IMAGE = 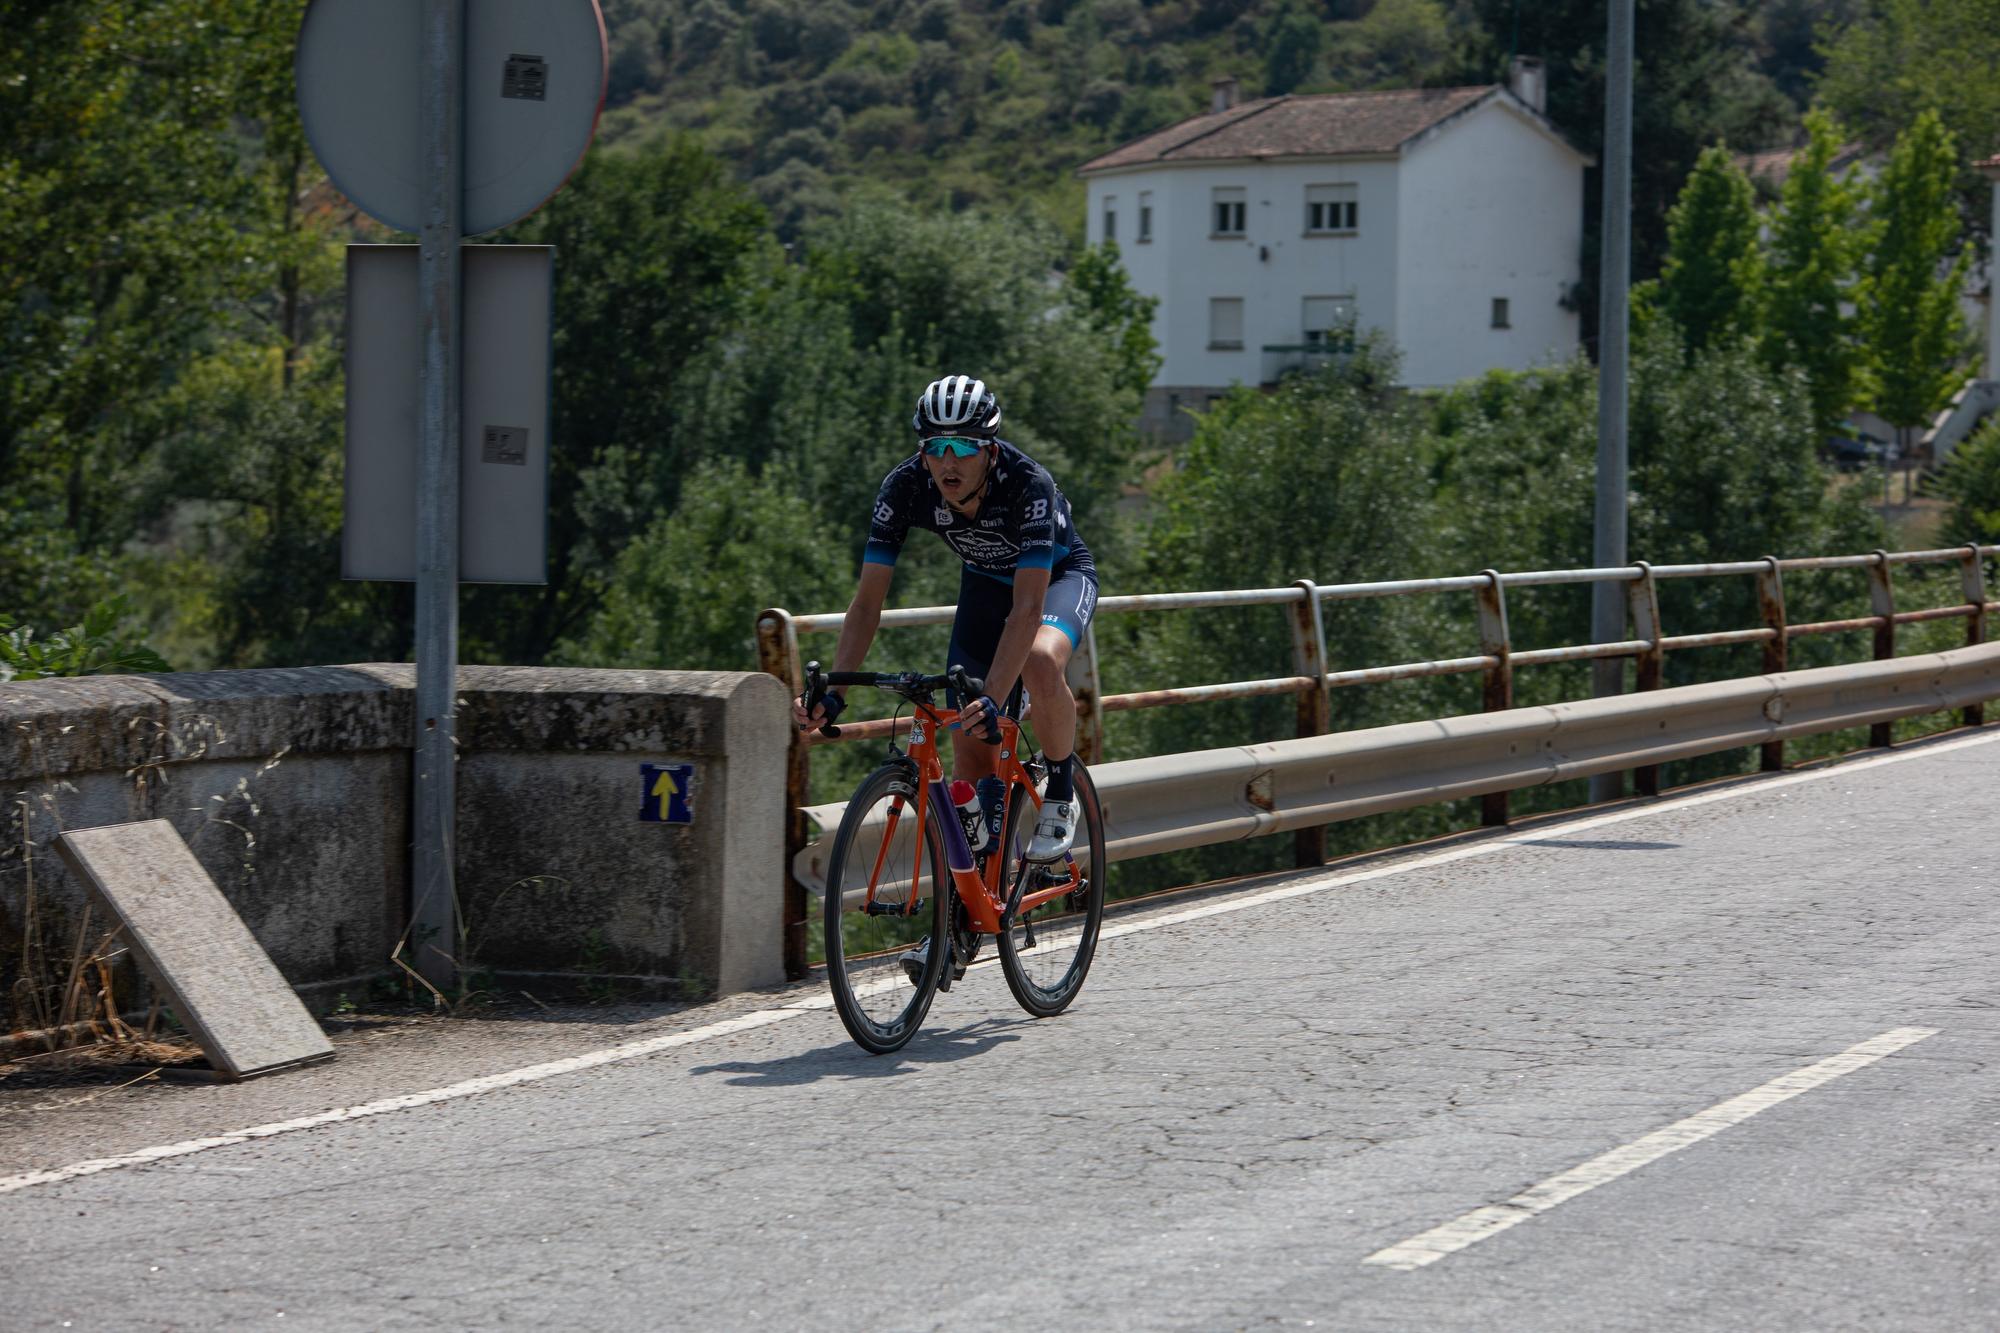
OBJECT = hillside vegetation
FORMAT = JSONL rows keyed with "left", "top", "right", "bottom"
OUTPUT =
{"left": 595, "top": 0, "right": 1827, "bottom": 253}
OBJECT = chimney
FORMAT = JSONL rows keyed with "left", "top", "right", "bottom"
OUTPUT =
{"left": 1507, "top": 55, "right": 1546, "bottom": 115}
{"left": 1211, "top": 76, "right": 1240, "bottom": 114}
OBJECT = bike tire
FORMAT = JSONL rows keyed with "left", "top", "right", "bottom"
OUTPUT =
{"left": 997, "top": 760, "right": 1106, "bottom": 1018}
{"left": 824, "top": 763, "right": 951, "bottom": 1054}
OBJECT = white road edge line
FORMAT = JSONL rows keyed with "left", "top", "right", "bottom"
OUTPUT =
{"left": 0, "top": 1008, "right": 802, "bottom": 1197}
{"left": 1362, "top": 1025, "right": 1940, "bottom": 1272}
{"left": 2, "top": 727, "right": 1991, "bottom": 1197}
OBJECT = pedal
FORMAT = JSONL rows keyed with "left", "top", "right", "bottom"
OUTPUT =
{"left": 865, "top": 897, "right": 924, "bottom": 917}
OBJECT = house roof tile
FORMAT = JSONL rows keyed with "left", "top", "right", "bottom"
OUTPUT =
{"left": 1078, "top": 85, "right": 1505, "bottom": 173}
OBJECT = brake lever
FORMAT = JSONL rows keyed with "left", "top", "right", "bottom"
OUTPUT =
{"left": 802, "top": 661, "right": 842, "bottom": 737}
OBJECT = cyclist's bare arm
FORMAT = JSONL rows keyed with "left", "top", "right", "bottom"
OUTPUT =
{"left": 793, "top": 563, "right": 894, "bottom": 729}
{"left": 961, "top": 565, "right": 1051, "bottom": 734}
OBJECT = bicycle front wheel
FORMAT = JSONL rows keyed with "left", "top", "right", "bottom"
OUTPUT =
{"left": 997, "top": 760, "right": 1107, "bottom": 1018}
{"left": 824, "top": 763, "right": 950, "bottom": 1054}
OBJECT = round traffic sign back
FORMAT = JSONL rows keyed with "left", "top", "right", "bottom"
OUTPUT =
{"left": 296, "top": 0, "right": 607, "bottom": 237}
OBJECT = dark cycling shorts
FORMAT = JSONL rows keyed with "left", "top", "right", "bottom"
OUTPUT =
{"left": 944, "top": 565, "right": 1099, "bottom": 711}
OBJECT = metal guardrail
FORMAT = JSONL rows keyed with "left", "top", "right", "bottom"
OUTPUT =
{"left": 791, "top": 641, "right": 2000, "bottom": 896}
{"left": 757, "top": 544, "right": 1999, "bottom": 977}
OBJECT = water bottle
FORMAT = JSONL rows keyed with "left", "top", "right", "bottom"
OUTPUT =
{"left": 950, "top": 779, "right": 990, "bottom": 854}
{"left": 976, "top": 775, "right": 1007, "bottom": 849}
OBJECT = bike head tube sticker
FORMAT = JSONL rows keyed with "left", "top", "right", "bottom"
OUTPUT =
{"left": 639, "top": 762, "right": 695, "bottom": 824}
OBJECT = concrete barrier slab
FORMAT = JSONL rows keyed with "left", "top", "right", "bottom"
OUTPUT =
{"left": 53, "top": 821, "right": 335, "bottom": 1080}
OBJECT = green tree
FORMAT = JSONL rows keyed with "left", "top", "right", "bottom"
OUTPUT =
{"left": 463, "top": 139, "right": 772, "bottom": 664}
{"left": 556, "top": 458, "right": 855, "bottom": 670}
{"left": 0, "top": 0, "right": 285, "bottom": 625}
{"left": 1645, "top": 145, "right": 1764, "bottom": 355}
{"left": 1331, "top": 0, "right": 1454, "bottom": 90}
{"left": 1760, "top": 108, "right": 1864, "bottom": 435}
{"left": 1861, "top": 110, "right": 1974, "bottom": 464}
{"left": 678, "top": 196, "right": 1150, "bottom": 545}
{"left": 1263, "top": 0, "right": 1326, "bottom": 95}
{"left": 1063, "top": 242, "right": 1162, "bottom": 401}
{"left": 1818, "top": 0, "right": 2000, "bottom": 231}
{"left": 1628, "top": 325, "right": 1878, "bottom": 578}
{"left": 1937, "top": 421, "right": 2000, "bottom": 544}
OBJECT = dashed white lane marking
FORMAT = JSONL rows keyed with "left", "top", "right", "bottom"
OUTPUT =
{"left": 1, "top": 728, "right": 1990, "bottom": 1198}
{"left": 1362, "top": 1026, "right": 1941, "bottom": 1271}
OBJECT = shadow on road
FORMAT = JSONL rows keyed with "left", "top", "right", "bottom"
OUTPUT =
{"left": 689, "top": 1017, "right": 1030, "bottom": 1086}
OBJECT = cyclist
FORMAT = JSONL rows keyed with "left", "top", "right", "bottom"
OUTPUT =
{"left": 792, "top": 373, "right": 1099, "bottom": 866}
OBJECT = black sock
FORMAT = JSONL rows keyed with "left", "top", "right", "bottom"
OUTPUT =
{"left": 1044, "top": 753, "right": 1074, "bottom": 803}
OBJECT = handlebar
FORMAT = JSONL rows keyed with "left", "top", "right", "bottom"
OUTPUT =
{"left": 800, "top": 661, "right": 986, "bottom": 740}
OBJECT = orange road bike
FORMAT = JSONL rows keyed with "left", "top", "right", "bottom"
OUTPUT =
{"left": 803, "top": 663, "right": 1106, "bottom": 1054}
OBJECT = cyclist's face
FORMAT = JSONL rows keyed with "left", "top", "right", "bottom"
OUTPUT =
{"left": 924, "top": 441, "right": 990, "bottom": 503}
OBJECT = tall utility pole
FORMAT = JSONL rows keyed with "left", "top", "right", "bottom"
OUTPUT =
{"left": 413, "top": 0, "right": 464, "bottom": 988}
{"left": 1589, "top": 0, "right": 1634, "bottom": 806}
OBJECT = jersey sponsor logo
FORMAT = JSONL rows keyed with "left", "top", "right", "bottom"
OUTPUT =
{"left": 946, "top": 530, "right": 1016, "bottom": 562}
{"left": 1025, "top": 498, "right": 1048, "bottom": 522}
{"left": 874, "top": 500, "right": 894, "bottom": 524}
{"left": 934, "top": 506, "right": 953, "bottom": 526}
{"left": 979, "top": 515, "right": 1005, "bottom": 528}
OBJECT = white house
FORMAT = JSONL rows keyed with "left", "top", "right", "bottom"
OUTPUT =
{"left": 1079, "top": 65, "right": 1589, "bottom": 437}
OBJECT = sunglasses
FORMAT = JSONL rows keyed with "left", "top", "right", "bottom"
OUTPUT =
{"left": 921, "top": 436, "right": 985, "bottom": 458}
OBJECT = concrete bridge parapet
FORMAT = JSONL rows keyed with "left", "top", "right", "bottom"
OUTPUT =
{"left": 1, "top": 665, "right": 789, "bottom": 1030}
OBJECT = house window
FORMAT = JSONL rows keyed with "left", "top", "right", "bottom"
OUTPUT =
{"left": 1103, "top": 196, "right": 1116, "bottom": 243}
{"left": 1212, "top": 187, "right": 1246, "bottom": 237}
{"left": 1491, "top": 297, "right": 1511, "bottom": 329}
{"left": 1138, "top": 191, "right": 1153, "bottom": 243}
{"left": 1302, "top": 295, "right": 1356, "bottom": 351}
{"left": 1208, "top": 297, "right": 1244, "bottom": 349}
{"left": 1305, "top": 184, "right": 1359, "bottom": 234}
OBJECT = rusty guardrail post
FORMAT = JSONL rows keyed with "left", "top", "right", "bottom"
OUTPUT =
{"left": 1867, "top": 549, "right": 1895, "bottom": 748}
{"left": 1963, "top": 543, "right": 1989, "bottom": 728}
{"left": 1068, "top": 620, "right": 1106, "bottom": 765}
{"left": 1289, "top": 579, "right": 1331, "bottom": 865}
{"left": 1628, "top": 561, "right": 1664, "bottom": 797}
{"left": 1756, "top": 556, "right": 1787, "bottom": 771}
{"left": 1475, "top": 569, "right": 1512, "bottom": 826}
{"left": 755, "top": 608, "right": 810, "bottom": 979}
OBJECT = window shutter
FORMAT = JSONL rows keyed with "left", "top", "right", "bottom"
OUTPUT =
{"left": 1209, "top": 297, "right": 1244, "bottom": 347}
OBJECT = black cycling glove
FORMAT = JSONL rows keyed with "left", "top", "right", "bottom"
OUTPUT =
{"left": 805, "top": 689, "right": 846, "bottom": 730}
{"left": 966, "top": 693, "right": 1003, "bottom": 744}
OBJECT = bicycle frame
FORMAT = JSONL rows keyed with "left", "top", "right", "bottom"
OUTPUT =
{"left": 865, "top": 702, "right": 1084, "bottom": 935}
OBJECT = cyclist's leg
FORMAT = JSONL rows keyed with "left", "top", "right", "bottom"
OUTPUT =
{"left": 1022, "top": 566, "right": 1097, "bottom": 761}
{"left": 1022, "top": 567, "right": 1098, "bottom": 860}
{"left": 943, "top": 566, "right": 1017, "bottom": 784}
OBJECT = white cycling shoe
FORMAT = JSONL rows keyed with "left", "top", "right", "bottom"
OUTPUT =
{"left": 1025, "top": 800, "right": 1078, "bottom": 863}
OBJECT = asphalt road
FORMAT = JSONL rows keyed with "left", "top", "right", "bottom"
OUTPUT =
{"left": 3, "top": 730, "right": 1997, "bottom": 1330}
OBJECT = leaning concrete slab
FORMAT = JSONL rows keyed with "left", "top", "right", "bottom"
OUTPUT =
{"left": 53, "top": 821, "right": 334, "bottom": 1080}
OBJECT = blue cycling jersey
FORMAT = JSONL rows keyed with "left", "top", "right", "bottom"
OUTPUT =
{"left": 863, "top": 439, "right": 1095, "bottom": 584}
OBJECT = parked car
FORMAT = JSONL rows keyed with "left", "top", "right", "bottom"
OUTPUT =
{"left": 1824, "top": 436, "right": 1894, "bottom": 472}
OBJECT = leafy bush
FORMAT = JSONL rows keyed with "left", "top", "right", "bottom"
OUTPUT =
{"left": 0, "top": 597, "right": 171, "bottom": 682}
{"left": 1939, "top": 420, "right": 2000, "bottom": 544}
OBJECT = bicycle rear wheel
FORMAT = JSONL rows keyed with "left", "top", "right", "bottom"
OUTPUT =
{"left": 824, "top": 763, "right": 950, "bottom": 1054}
{"left": 997, "top": 760, "right": 1106, "bottom": 1018}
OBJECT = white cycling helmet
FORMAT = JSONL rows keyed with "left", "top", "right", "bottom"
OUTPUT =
{"left": 913, "top": 374, "right": 1002, "bottom": 438}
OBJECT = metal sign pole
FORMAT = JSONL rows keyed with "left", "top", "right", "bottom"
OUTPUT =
{"left": 1589, "top": 0, "right": 1634, "bottom": 805}
{"left": 413, "top": 0, "right": 464, "bottom": 989}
